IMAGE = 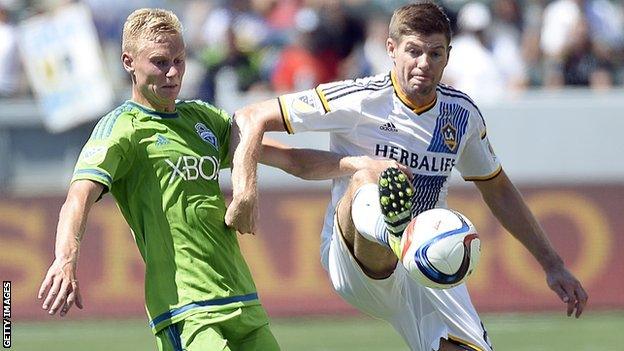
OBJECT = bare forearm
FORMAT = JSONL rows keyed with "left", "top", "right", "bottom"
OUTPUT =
{"left": 54, "top": 181, "right": 102, "bottom": 260}
{"left": 297, "top": 153, "right": 361, "bottom": 180}
{"left": 478, "top": 172, "right": 563, "bottom": 270}
{"left": 477, "top": 172, "right": 587, "bottom": 317}
{"left": 261, "top": 143, "right": 366, "bottom": 180}
{"left": 231, "top": 100, "right": 286, "bottom": 197}
{"left": 55, "top": 200, "right": 88, "bottom": 259}
{"left": 230, "top": 117, "right": 263, "bottom": 199}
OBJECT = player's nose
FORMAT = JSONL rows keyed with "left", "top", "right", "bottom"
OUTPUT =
{"left": 417, "top": 55, "right": 431, "bottom": 70}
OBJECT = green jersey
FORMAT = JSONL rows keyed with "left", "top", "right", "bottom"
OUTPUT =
{"left": 72, "top": 100, "right": 261, "bottom": 333}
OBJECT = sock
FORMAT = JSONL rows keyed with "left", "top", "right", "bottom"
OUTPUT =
{"left": 351, "top": 184, "right": 390, "bottom": 248}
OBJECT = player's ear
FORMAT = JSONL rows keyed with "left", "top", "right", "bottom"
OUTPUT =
{"left": 386, "top": 38, "right": 396, "bottom": 59}
{"left": 121, "top": 52, "right": 134, "bottom": 74}
{"left": 445, "top": 45, "right": 452, "bottom": 67}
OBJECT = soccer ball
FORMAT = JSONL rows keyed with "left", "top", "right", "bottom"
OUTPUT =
{"left": 399, "top": 208, "right": 480, "bottom": 289}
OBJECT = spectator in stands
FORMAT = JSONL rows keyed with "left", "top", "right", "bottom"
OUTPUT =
{"left": 489, "top": 0, "right": 529, "bottom": 90}
{"left": 540, "top": 0, "right": 623, "bottom": 88}
{"left": 271, "top": 7, "right": 330, "bottom": 92}
{"left": 442, "top": 1, "right": 506, "bottom": 103}
{"left": 561, "top": 15, "right": 614, "bottom": 88}
{"left": 195, "top": 0, "right": 269, "bottom": 105}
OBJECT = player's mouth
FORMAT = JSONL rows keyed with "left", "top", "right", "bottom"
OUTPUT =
{"left": 162, "top": 84, "right": 179, "bottom": 90}
{"left": 411, "top": 75, "right": 431, "bottom": 82}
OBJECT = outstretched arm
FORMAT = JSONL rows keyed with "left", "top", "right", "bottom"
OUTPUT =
{"left": 260, "top": 137, "right": 410, "bottom": 180}
{"left": 474, "top": 169, "right": 588, "bottom": 318}
{"left": 226, "top": 99, "right": 286, "bottom": 234}
{"left": 38, "top": 180, "right": 104, "bottom": 316}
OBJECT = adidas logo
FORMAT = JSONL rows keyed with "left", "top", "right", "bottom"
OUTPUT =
{"left": 155, "top": 134, "right": 170, "bottom": 146}
{"left": 380, "top": 122, "right": 398, "bottom": 132}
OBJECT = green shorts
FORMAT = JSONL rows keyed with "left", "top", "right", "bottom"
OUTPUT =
{"left": 155, "top": 306, "right": 280, "bottom": 351}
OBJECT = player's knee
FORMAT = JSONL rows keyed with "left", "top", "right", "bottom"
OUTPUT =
{"left": 349, "top": 169, "right": 378, "bottom": 190}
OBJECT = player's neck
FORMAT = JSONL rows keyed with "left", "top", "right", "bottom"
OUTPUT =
{"left": 390, "top": 70, "right": 437, "bottom": 113}
{"left": 131, "top": 91, "right": 176, "bottom": 113}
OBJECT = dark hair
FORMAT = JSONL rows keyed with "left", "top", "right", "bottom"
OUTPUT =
{"left": 389, "top": 1, "right": 452, "bottom": 45}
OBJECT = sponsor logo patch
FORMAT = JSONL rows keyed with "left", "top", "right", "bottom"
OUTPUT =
{"left": 80, "top": 146, "right": 107, "bottom": 165}
{"left": 291, "top": 93, "right": 321, "bottom": 114}
{"left": 155, "top": 134, "right": 170, "bottom": 146}
{"left": 195, "top": 123, "right": 218, "bottom": 150}
{"left": 441, "top": 122, "right": 457, "bottom": 151}
{"left": 380, "top": 122, "right": 398, "bottom": 132}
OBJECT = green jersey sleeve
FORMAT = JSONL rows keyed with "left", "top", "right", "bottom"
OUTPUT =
{"left": 72, "top": 108, "right": 135, "bottom": 191}
{"left": 216, "top": 108, "right": 232, "bottom": 169}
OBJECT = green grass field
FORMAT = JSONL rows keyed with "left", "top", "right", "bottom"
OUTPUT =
{"left": 12, "top": 312, "right": 623, "bottom": 350}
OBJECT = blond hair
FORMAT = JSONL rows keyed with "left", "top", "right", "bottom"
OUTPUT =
{"left": 122, "top": 8, "right": 183, "bottom": 54}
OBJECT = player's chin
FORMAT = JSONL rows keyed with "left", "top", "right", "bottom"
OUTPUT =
{"left": 159, "top": 87, "right": 180, "bottom": 99}
{"left": 409, "top": 84, "right": 433, "bottom": 96}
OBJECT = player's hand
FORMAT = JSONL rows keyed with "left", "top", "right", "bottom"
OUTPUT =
{"left": 226, "top": 194, "right": 259, "bottom": 235}
{"left": 38, "top": 257, "right": 84, "bottom": 317}
{"left": 545, "top": 265, "right": 588, "bottom": 318}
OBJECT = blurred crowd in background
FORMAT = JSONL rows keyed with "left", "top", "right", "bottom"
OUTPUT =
{"left": 1, "top": 0, "right": 623, "bottom": 107}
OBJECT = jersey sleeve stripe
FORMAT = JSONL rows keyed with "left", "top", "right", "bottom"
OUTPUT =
{"left": 322, "top": 74, "right": 391, "bottom": 101}
{"left": 315, "top": 86, "right": 331, "bottom": 113}
{"left": 447, "top": 334, "right": 487, "bottom": 351}
{"left": 463, "top": 165, "right": 502, "bottom": 182}
{"left": 277, "top": 96, "right": 294, "bottom": 134}
{"left": 72, "top": 169, "right": 113, "bottom": 188}
{"left": 323, "top": 78, "right": 390, "bottom": 98}
{"left": 93, "top": 115, "right": 110, "bottom": 140}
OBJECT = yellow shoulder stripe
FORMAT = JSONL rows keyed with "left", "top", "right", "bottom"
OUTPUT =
{"left": 277, "top": 96, "right": 294, "bottom": 134}
{"left": 463, "top": 165, "right": 502, "bottom": 181}
{"left": 448, "top": 335, "right": 485, "bottom": 351}
{"left": 315, "top": 87, "right": 331, "bottom": 113}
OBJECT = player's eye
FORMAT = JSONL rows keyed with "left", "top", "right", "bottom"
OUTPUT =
{"left": 407, "top": 48, "right": 421, "bottom": 57}
{"left": 153, "top": 59, "right": 168, "bottom": 67}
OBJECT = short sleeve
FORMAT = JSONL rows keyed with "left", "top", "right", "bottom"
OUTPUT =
{"left": 455, "top": 113, "right": 501, "bottom": 181}
{"left": 278, "top": 85, "right": 362, "bottom": 134}
{"left": 72, "top": 112, "right": 135, "bottom": 191}
{"left": 216, "top": 108, "right": 232, "bottom": 168}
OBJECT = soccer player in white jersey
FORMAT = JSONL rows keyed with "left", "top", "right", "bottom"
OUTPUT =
{"left": 226, "top": 2, "right": 588, "bottom": 350}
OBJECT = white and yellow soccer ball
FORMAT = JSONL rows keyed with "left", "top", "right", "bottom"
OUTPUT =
{"left": 399, "top": 208, "right": 481, "bottom": 289}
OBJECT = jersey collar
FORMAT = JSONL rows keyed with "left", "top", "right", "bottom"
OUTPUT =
{"left": 390, "top": 70, "right": 437, "bottom": 115}
{"left": 126, "top": 100, "right": 179, "bottom": 119}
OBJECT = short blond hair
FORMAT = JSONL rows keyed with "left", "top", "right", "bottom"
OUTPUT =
{"left": 122, "top": 8, "right": 183, "bottom": 54}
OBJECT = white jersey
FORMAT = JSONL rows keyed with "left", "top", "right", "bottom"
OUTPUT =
{"left": 278, "top": 72, "right": 501, "bottom": 268}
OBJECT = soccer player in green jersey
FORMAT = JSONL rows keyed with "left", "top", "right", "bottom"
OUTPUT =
{"left": 36, "top": 8, "right": 405, "bottom": 351}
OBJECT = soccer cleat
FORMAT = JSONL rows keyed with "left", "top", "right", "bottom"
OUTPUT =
{"left": 378, "top": 167, "right": 414, "bottom": 258}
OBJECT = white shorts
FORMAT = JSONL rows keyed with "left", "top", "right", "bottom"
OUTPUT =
{"left": 324, "top": 215, "right": 493, "bottom": 351}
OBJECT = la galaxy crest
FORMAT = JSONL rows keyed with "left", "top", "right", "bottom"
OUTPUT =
{"left": 195, "top": 123, "right": 218, "bottom": 150}
{"left": 441, "top": 122, "right": 457, "bottom": 152}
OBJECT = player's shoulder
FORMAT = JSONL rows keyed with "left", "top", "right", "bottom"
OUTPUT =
{"left": 176, "top": 99, "right": 230, "bottom": 119}
{"left": 176, "top": 99, "right": 218, "bottom": 112}
{"left": 436, "top": 84, "right": 484, "bottom": 121}
{"left": 91, "top": 102, "right": 141, "bottom": 140}
{"left": 319, "top": 72, "right": 393, "bottom": 107}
